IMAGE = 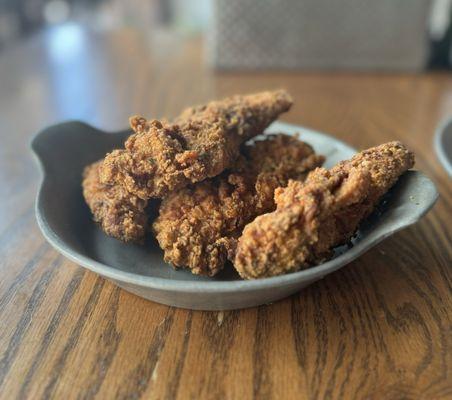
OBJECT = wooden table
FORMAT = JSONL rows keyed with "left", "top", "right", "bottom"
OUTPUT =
{"left": 0, "top": 25, "right": 451, "bottom": 400}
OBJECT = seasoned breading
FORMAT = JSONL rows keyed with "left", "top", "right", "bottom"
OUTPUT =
{"left": 82, "top": 161, "right": 148, "bottom": 242}
{"left": 83, "top": 90, "right": 291, "bottom": 242}
{"left": 234, "top": 141, "right": 415, "bottom": 279}
{"left": 153, "top": 134, "right": 324, "bottom": 276}
{"left": 99, "top": 90, "right": 293, "bottom": 199}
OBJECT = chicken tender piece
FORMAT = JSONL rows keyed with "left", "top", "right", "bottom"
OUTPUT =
{"left": 234, "top": 141, "right": 415, "bottom": 279}
{"left": 83, "top": 90, "right": 291, "bottom": 241}
{"left": 153, "top": 134, "right": 325, "bottom": 276}
{"left": 100, "top": 90, "right": 293, "bottom": 199}
{"left": 83, "top": 161, "right": 148, "bottom": 242}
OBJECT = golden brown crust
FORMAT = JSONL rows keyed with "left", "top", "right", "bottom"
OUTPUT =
{"left": 99, "top": 91, "right": 293, "bottom": 199}
{"left": 153, "top": 134, "right": 324, "bottom": 276}
{"left": 82, "top": 161, "right": 148, "bottom": 242}
{"left": 234, "top": 141, "right": 415, "bottom": 279}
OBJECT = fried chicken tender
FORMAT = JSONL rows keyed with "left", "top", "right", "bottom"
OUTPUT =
{"left": 100, "top": 90, "right": 293, "bottom": 199}
{"left": 83, "top": 90, "right": 291, "bottom": 242}
{"left": 234, "top": 141, "right": 415, "bottom": 279}
{"left": 82, "top": 161, "right": 148, "bottom": 242}
{"left": 153, "top": 134, "right": 325, "bottom": 276}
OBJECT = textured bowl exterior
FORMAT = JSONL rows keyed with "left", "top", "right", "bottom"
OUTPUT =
{"left": 32, "top": 121, "right": 438, "bottom": 310}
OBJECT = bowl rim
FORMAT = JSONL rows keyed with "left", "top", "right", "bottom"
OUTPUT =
{"left": 32, "top": 121, "right": 438, "bottom": 293}
{"left": 434, "top": 116, "right": 452, "bottom": 177}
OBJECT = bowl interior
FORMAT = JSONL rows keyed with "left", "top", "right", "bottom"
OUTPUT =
{"left": 33, "top": 121, "right": 437, "bottom": 285}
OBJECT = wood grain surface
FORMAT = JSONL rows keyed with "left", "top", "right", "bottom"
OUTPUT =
{"left": 0, "top": 25, "right": 451, "bottom": 400}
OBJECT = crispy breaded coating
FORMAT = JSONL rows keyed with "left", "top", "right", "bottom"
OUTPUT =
{"left": 99, "top": 90, "right": 293, "bottom": 199}
{"left": 82, "top": 161, "right": 148, "bottom": 242}
{"left": 234, "top": 141, "right": 415, "bottom": 279}
{"left": 153, "top": 134, "right": 325, "bottom": 276}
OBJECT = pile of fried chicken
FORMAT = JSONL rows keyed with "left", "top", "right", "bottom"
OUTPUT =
{"left": 82, "top": 90, "right": 415, "bottom": 279}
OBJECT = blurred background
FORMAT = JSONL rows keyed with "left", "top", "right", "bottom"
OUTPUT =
{"left": 1, "top": 0, "right": 452, "bottom": 139}
{"left": 1, "top": 0, "right": 452, "bottom": 69}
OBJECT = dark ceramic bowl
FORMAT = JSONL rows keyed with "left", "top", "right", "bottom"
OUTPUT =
{"left": 32, "top": 121, "right": 438, "bottom": 310}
